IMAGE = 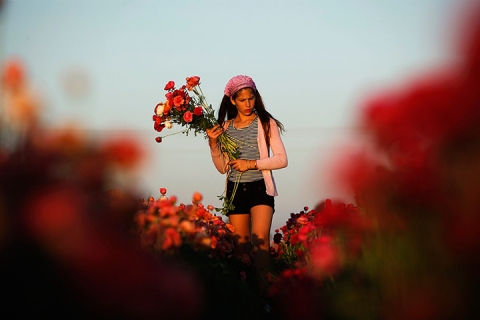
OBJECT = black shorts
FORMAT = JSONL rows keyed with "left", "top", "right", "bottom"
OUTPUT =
{"left": 226, "top": 179, "right": 275, "bottom": 215}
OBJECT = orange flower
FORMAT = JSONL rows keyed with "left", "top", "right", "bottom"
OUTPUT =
{"left": 173, "top": 95, "right": 184, "bottom": 107}
{"left": 225, "top": 223, "right": 235, "bottom": 233}
{"left": 186, "top": 76, "right": 200, "bottom": 91}
{"left": 135, "top": 213, "right": 146, "bottom": 227}
{"left": 194, "top": 233, "right": 211, "bottom": 248}
{"left": 210, "top": 236, "right": 218, "bottom": 249}
{"left": 1, "top": 58, "right": 25, "bottom": 90}
{"left": 161, "top": 227, "right": 182, "bottom": 250}
{"left": 179, "top": 220, "right": 196, "bottom": 234}
{"left": 192, "top": 192, "right": 202, "bottom": 203}
{"left": 163, "top": 100, "right": 172, "bottom": 114}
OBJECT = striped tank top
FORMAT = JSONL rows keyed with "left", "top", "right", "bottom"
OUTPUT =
{"left": 226, "top": 116, "right": 263, "bottom": 182}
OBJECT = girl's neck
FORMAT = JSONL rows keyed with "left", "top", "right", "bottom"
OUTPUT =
{"left": 234, "top": 114, "right": 257, "bottom": 128}
{"left": 235, "top": 113, "right": 256, "bottom": 122}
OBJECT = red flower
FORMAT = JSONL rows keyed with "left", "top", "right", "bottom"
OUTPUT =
{"left": 102, "top": 138, "right": 143, "bottom": 168}
{"left": 310, "top": 235, "right": 340, "bottom": 277}
{"left": 183, "top": 111, "right": 193, "bottom": 123}
{"left": 193, "top": 106, "right": 203, "bottom": 116}
{"left": 160, "top": 188, "right": 167, "bottom": 195}
{"left": 155, "top": 137, "right": 162, "bottom": 143}
{"left": 153, "top": 120, "right": 164, "bottom": 132}
{"left": 164, "top": 81, "right": 175, "bottom": 91}
{"left": 186, "top": 76, "right": 200, "bottom": 91}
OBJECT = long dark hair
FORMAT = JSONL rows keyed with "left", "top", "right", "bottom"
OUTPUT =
{"left": 217, "top": 88, "right": 285, "bottom": 149}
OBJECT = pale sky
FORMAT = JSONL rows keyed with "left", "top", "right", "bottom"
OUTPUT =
{"left": 0, "top": 0, "right": 460, "bottom": 230}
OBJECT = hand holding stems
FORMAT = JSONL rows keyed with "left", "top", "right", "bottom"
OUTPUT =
{"left": 207, "top": 125, "right": 256, "bottom": 172}
{"left": 206, "top": 124, "right": 240, "bottom": 160}
{"left": 206, "top": 124, "right": 223, "bottom": 147}
{"left": 227, "top": 159, "right": 256, "bottom": 172}
{"left": 206, "top": 124, "right": 248, "bottom": 215}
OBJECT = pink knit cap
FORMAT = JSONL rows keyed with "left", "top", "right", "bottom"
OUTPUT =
{"left": 223, "top": 75, "right": 256, "bottom": 97}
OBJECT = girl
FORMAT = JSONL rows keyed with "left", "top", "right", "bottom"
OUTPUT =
{"left": 206, "top": 75, "right": 287, "bottom": 294}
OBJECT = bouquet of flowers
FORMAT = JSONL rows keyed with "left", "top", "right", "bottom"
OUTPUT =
{"left": 153, "top": 76, "right": 239, "bottom": 159}
{"left": 152, "top": 76, "right": 240, "bottom": 214}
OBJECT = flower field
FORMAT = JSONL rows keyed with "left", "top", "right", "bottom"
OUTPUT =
{"left": 2, "top": 6, "right": 480, "bottom": 320}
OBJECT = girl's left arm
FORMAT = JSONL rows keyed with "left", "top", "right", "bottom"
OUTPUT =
{"left": 256, "top": 119, "right": 288, "bottom": 170}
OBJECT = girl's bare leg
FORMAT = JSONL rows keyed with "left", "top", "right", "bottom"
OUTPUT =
{"left": 250, "top": 205, "right": 273, "bottom": 295}
{"left": 228, "top": 213, "right": 251, "bottom": 258}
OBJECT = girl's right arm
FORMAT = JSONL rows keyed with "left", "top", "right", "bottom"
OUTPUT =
{"left": 207, "top": 125, "right": 229, "bottom": 173}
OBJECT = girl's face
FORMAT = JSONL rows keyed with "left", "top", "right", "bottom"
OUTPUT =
{"left": 231, "top": 88, "right": 256, "bottom": 117}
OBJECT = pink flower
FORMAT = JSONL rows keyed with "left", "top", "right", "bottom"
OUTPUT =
{"left": 297, "top": 215, "right": 309, "bottom": 224}
{"left": 183, "top": 111, "right": 193, "bottom": 123}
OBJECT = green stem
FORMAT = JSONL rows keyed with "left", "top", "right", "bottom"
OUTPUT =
{"left": 220, "top": 171, "right": 243, "bottom": 215}
{"left": 160, "top": 128, "right": 188, "bottom": 138}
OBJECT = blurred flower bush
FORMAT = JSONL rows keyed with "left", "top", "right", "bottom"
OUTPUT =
{"left": 259, "top": 5, "right": 480, "bottom": 320}
{"left": 134, "top": 190, "right": 267, "bottom": 318}
{"left": 0, "top": 59, "right": 267, "bottom": 319}
{"left": 0, "top": 125, "right": 204, "bottom": 318}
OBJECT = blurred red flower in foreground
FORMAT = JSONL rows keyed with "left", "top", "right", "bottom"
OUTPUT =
{"left": 1, "top": 58, "right": 25, "bottom": 90}
{"left": 331, "top": 4, "right": 480, "bottom": 319}
{"left": 0, "top": 105, "right": 203, "bottom": 319}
